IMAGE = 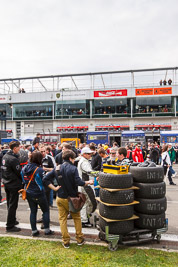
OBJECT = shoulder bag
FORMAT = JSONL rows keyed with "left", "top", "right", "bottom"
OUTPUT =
{"left": 18, "top": 167, "right": 39, "bottom": 200}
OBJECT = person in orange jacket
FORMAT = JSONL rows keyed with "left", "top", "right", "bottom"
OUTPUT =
{"left": 132, "top": 144, "right": 144, "bottom": 162}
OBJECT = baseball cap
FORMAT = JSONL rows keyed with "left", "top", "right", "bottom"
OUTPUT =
{"left": 81, "top": 147, "right": 93, "bottom": 155}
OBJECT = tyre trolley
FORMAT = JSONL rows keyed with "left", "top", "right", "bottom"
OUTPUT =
{"left": 96, "top": 163, "right": 168, "bottom": 251}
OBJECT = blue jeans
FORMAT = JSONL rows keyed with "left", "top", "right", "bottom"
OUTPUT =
{"left": 169, "top": 165, "right": 175, "bottom": 175}
{"left": 27, "top": 192, "right": 49, "bottom": 231}
{"left": 49, "top": 189, "right": 53, "bottom": 206}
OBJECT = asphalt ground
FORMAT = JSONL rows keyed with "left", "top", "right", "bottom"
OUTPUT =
{"left": 0, "top": 167, "right": 178, "bottom": 251}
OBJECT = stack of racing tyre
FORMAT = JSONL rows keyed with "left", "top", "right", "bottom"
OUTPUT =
{"left": 98, "top": 171, "right": 138, "bottom": 235}
{"left": 130, "top": 163, "right": 167, "bottom": 230}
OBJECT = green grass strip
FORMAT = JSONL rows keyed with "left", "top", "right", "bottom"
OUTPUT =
{"left": 0, "top": 237, "right": 178, "bottom": 267}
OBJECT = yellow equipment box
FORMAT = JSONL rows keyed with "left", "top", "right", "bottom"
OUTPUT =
{"left": 103, "top": 164, "right": 129, "bottom": 175}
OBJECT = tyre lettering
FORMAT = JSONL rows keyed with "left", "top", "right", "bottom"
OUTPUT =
{"left": 146, "top": 171, "right": 163, "bottom": 180}
{"left": 125, "top": 192, "right": 134, "bottom": 200}
{"left": 147, "top": 203, "right": 162, "bottom": 211}
{"left": 143, "top": 218, "right": 156, "bottom": 227}
{"left": 151, "top": 187, "right": 165, "bottom": 195}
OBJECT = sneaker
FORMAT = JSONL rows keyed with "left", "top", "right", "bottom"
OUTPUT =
{"left": 32, "top": 230, "right": 40, "bottom": 237}
{"left": 172, "top": 172, "right": 177, "bottom": 178}
{"left": 82, "top": 222, "right": 93, "bottom": 228}
{"left": 170, "top": 182, "right": 176, "bottom": 185}
{"left": 45, "top": 230, "right": 54, "bottom": 235}
{"left": 77, "top": 239, "right": 85, "bottom": 246}
{"left": 62, "top": 243, "right": 70, "bottom": 249}
{"left": 6, "top": 226, "right": 21, "bottom": 232}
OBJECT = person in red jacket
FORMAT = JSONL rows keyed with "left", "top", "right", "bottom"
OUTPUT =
{"left": 132, "top": 144, "right": 144, "bottom": 162}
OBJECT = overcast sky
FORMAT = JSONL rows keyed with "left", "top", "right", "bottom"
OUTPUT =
{"left": 0, "top": 0, "right": 178, "bottom": 78}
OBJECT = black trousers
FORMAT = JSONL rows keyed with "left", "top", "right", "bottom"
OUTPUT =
{"left": 4, "top": 185, "right": 21, "bottom": 229}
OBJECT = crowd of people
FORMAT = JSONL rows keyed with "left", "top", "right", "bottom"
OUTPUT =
{"left": 0, "top": 134, "right": 177, "bottom": 248}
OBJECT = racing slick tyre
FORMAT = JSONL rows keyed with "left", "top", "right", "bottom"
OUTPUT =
{"left": 100, "top": 188, "right": 134, "bottom": 204}
{"left": 84, "top": 186, "right": 97, "bottom": 213}
{"left": 135, "top": 212, "right": 165, "bottom": 230}
{"left": 134, "top": 182, "right": 166, "bottom": 199}
{"left": 134, "top": 197, "right": 167, "bottom": 215}
{"left": 99, "top": 216, "right": 134, "bottom": 235}
{"left": 99, "top": 203, "right": 134, "bottom": 220}
{"left": 99, "top": 172, "right": 133, "bottom": 189}
{"left": 130, "top": 166, "right": 164, "bottom": 183}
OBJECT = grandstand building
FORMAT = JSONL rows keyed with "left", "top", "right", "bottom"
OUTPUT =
{"left": 0, "top": 67, "right": 178, "bottom": 145}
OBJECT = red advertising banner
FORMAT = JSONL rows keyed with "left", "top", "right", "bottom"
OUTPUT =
{"left": 94, "top": 89, "right": 127, "bottom": 97}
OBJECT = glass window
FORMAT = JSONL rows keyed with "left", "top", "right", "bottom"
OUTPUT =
{"left": 13, "top": 102, "right": 53, "bottom": 118}
{"left": 94, "top": 98, "right": 130, "bottom": 114}
{"left": 134, "top": 96, "right": 173, "bottom": 113}
{"left": 56, "top": 100, "right": 89, "bottom": 116}
{"left": 0, "top": 104, "right": 12, "bottom": 118}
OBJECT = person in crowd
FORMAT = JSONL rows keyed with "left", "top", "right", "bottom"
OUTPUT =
{"left": 163, "top": 105, "right": 168, "bottom": 112}
{"left": 116, "top": 147, "right": 130, "bottom": 165}
{"left": 2, "top": 144, "right": 9, "bottom": 156}
{"left": 174, "top": 143, "right": 178, "bottom": 163}
{"left": 32, "top": 133, "right": 41, "bottom": 146}
{"left": 38, "top": 146, "right": 55, "bottom": 227}
{"left": 21, "top": 88, "right": 26, "bottom": 93}
{"left": 142, "top": 145, "right": 148, "bottom": 161}
{"left": 168, "top": 79, "right": 172, "bottom": 85}
{"left": 107, "top": 147, "right": 118, "bottom": 164}
{"left": 51, "top": 144, "right": 57, "bottom": 157}
{"left": 161, "top": 145, "right": 176, "bottom": 185}
{"left": 98, "top": 147, "right": 110, "bottom": 165}
{"left": 97, "top": 143, "right": 103, "bottom": 149}
{"left": 55, "top": 143, "right": 72, "bottom": 165}
{"left": 25, "top": 144, "right": 32, "bottom": 152}
{"left": 56, "top": 143, "right": 62, "bottom": 156}
{"left": 78, "top": 147, "right": 98, "bottom": 228}
{"left": 168, "top": 143, "right": 177, "bottom": 177}
{"left": 2, "top": 141, "right": 22, "bottom": 232}
{"left": 78, "top": 143, "right": 84, "bottom": 154}
{"left": 163, "top": 80, "right": 167, "bottom": 85}
{"left": 126, "top": 145, "right": 133, "bottom": 161}
{"left": 132, "top": 144, "right": 144, "bottom": 162}
{"left": 44, "top": 150, "right": 93, "bottom": 248}
{"left": 150, "top": 143, "right": 159, "bottom": 164}
{"left": 30, "top": 141, "right": 39, "bottom": 152}
{"left": 45, "top": 146, "right": 56, "bottom": 207}
{"left": 104, "top": 144, "right": 110, "bottom": 154}
{"left": 159, "top": 80, "right": 163, "bottom": 86}
{"left": 0, "top": 146, "right": 3, "bottom": 203}
{"left": 21, "top": 151, "right": 58, "bottom": 236}
{"left": 112, "top": 142, "right": 118, "bottom": 149}
{"left": 90, "top": 144, "right": 102, "bottom": 197}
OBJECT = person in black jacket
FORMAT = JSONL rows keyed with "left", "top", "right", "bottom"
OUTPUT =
{"left": 90, "top": 144, "right": 102, "bottom": 197}
{"left": 0, "top": 146, "right": 3, "bottom": 202}
{"left": 55, "top": 143, "right": 72, "bottom": 165}
{"left": 32, "top": 133, "right": 41, "bottom": 146}
{"left": 2, "top": 141, "right": 22, "bottom": 232}
{"left": 44, "top": 150, "right": 93, "bottom": 248}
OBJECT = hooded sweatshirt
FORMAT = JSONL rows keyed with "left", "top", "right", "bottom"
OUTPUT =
{"left": 21, "top": 163, "right": 45, "bottom": 197}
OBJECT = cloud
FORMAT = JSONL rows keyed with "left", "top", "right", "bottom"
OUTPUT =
{"left": 0, "top": 0, "right": 177, "bottom": 78}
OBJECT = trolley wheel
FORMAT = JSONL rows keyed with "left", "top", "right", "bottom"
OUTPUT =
{"left": 156, "top": 235, "right": 161, "bottom": 243}
{"left": 99, "top": 231, "right": 105, "bottom": 241}
{"left": 108, "top": 242, "right": 118, "bottom": 252}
